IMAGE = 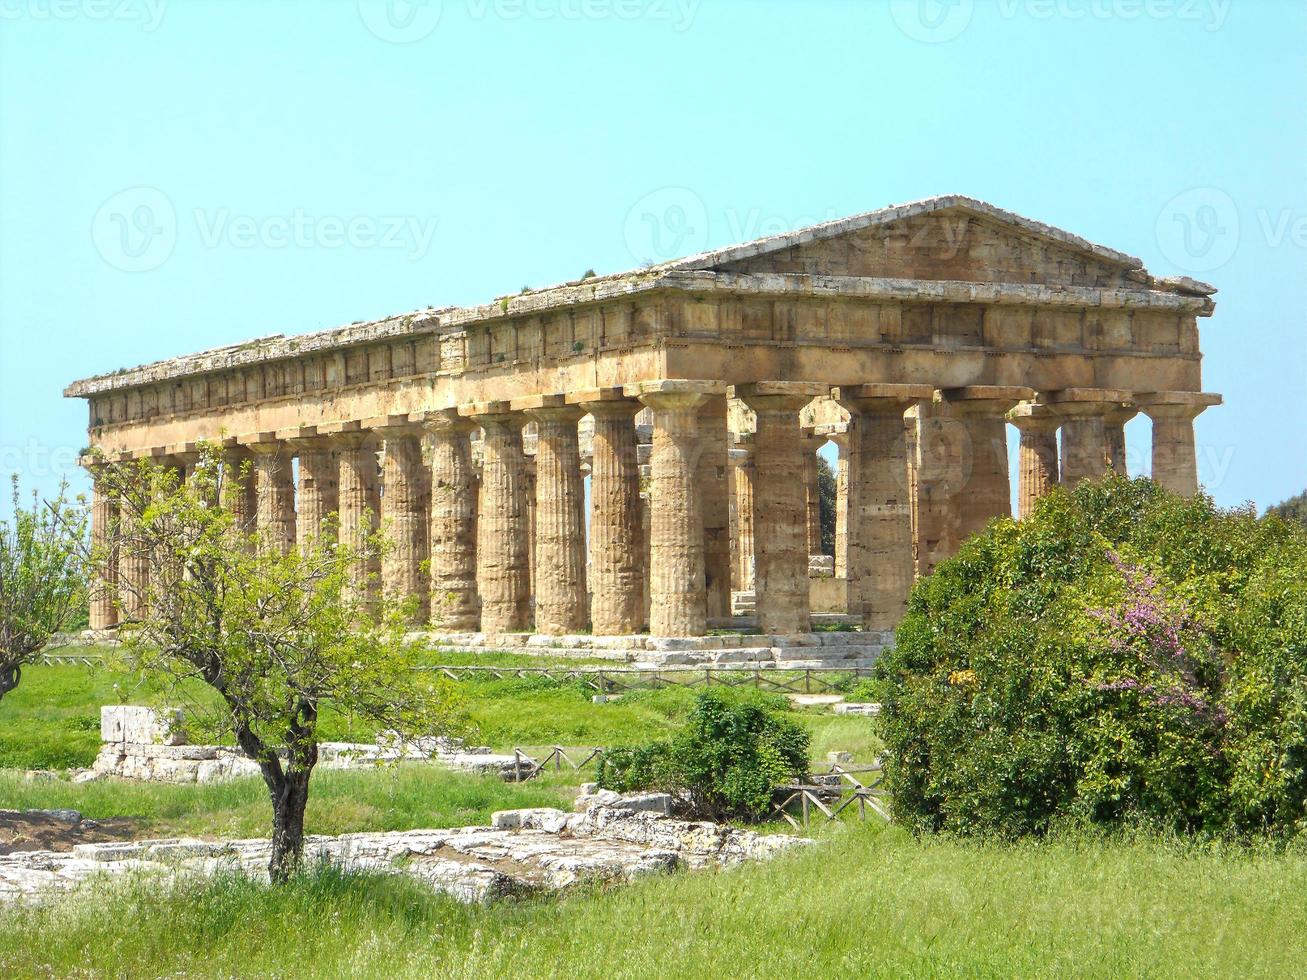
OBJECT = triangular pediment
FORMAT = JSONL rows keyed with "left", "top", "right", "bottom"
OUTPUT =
{"left": 660, "top": 196, "right": 1150, "bottom": 289}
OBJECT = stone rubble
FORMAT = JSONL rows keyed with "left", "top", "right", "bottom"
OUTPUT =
{"left": 419, "top": 629, "right": 893, "bottom": 669}
{"left": 0, "top": 800, "right": 810, "bottom": 906}
{"left": 85, "top": 707, "right": 531, "bottom": 785}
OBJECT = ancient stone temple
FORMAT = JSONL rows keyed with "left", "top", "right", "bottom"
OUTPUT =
{"left": 67, "top": 196, "right": 1221, "bottom": 660}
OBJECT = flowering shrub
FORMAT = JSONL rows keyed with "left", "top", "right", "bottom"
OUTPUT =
{"left": 875, "top": 476, "right": 1307, "bottom": 840}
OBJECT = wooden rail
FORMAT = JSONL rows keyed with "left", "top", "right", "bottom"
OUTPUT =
{"left": 507, "top": 746, "right": 603, "bottom": 781}
{"left": 36, "top": 656, "right": 873, "bottom": 694}
{"left": 771, "top": 762, "right": 891, "bottom": 826}
{"left": 418, "top": 664, "right": 874, "bottom": 693}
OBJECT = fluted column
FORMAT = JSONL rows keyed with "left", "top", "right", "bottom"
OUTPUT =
{"left": 1105, "top": 404, "right": 1138, "bottom": 474}
{"left": 729, "top": 437, "right": 756, "bottom": 593}
{"left": 246, "top": 440, "right": 296, "bottom": 554}
{"left": 832, "top": 431, "right": 850, "bottom": 578}
{"left": 1007, "top": 403, "right": 1060, "bottom": 519}
{"left": 374, "top": 421, "right": 429, "bottom": 622}
{"left": 637, "top": 383, "right": 715, "bottom": 637}
{"left": 939, "top": 386, "right": 1033, "bottom": 544}
{"left": 524, "top": 399, "right": 588, "bottom": 635}
{"left": 468, "top": 405, "right": 531, "bottom": 633}
{"left": 86, "top": 463, "right": 118, "bottom": 630}
{"left": 1139, "top": 393, "right": 1221, "bottom": 496}
{"left": 1050, "top": 389, "right": 1132, "bottom": 486}
{"left": 581, "top": 395, "right": 645, "bottom": 635}
{"left": 425, "top": 410, "right": 480, "bottom": 631}
{"left": 288, "top": 436, "right": 338, "bottom": 550}
{"left": 697, "top": 395, "right": 732, "bottom": 621}
{"left": 330, "top": 428, "right": 381, "bottom": 604}
{"left": 802, "top": 431, "right": 823, "bottom": 558}
{"left": 835, "top": 384, "right": 933, "bottom": 630}
{"left": 222, "top": 445, "right": 258, "bottom": 541}
{"left": 735, "top": 383, "right": 824, "bottom": 635}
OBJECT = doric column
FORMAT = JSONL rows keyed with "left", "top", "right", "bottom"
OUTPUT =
{"left": 327, "top": 426, "right": 381, "bottom": 604}
{"left": 1007, "top": 402, "right": 1060, "bottom": 519}
{"left": 465, "top": 403, "right": 531, "bottom": 633}
{"left": 834, "top": 385, "right": 933, "bottom": 630}
{"left": 286, "top": 434, "right": 338, "bottom": 550}
{"left": 801, "top": 430, "right": 823, "bottom": 558}
{"left": 522, "top": 397, "right": 588, "bottom": 635}
{"left": 372, "top": 418, "right": 429, "bottom": 622}
{"left": 578, "top": 392, "right": 644, "bottom": 635}
{"left": 221, "top": 443, "right": 258, "bottom": 540}
{"left": 244, "top": 437, "right": 296, "bottom": 555}
{"left": 85, "top": 461, "right": 118, "bottom": 630}
{"left": 1049, "top": 389, "right": 1129, "bottom": 487}
{"left": 1104, "top": 404, "right": 1139, "bottom": 474}
{"left": 636, "top": 382, "right": 718, "bottom": 637}
{"left": 729, "top": 436, "right": 756, "bottom": 592}
{"left": 938, "top": 386, "right": 1034, "bottom": 544}
{"left": 424, "top": 409, "right": 480, "bottom": 631}
{"left": 831, "top": 431, "right": 851, "bottom": 578}
{"left": 734, "top": 383, "right": 824, "bottom": 635}
{"left": 1138, "top": 392, "right": 1222, "bottom": 496}
{"left": 697, "top": 395, "right": 732, "bottom": 621}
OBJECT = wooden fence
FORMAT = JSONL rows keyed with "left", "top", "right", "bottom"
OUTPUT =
{"left": 771, "top": 762, "right": 891, "bottom": 826}
{"left": 419, "top": 664, "right": 872, "bottom": 694}
{"left": 507, "top": 746, "right": 602, "bottom": 782}
{"left": 37, "top": 654, "right": 872, "bottom": 695}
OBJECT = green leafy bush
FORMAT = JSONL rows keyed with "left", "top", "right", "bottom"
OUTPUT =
{"left": 876, "top": 476, "right": 1307, "bottom": 841}
{"left": 595, "top": 689, "right": 810, "bottom": 820}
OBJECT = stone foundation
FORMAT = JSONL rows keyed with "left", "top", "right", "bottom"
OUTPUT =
{"left": 0, "top": 800, "right": 810, "bottom": 905}
{"left": 419, "top": 629, "right": 893, "bottom": 669}
{"left": 86, "top": 707, "right": 528, "bottom": 785}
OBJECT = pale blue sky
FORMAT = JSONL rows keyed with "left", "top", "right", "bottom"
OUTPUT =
{"left": 1, "top": 0, "right": 1304, "bottom": 516}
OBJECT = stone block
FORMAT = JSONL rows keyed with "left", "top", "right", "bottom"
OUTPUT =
{"left": 833, "top": 702, "right": 881, "bottom": 716}
{"left": 100, "top": 706, "right": 186, "bottom": 746}
{"left": 490, "top": 808, "right": 570, "bottom": 833}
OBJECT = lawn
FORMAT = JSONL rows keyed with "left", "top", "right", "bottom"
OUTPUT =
{"left": 3, "top": 652, "right": 1305, "bottom": 977}
{"left": 0, "top": 655, "right": 882, "bottom": 771}
{"left": 1, "top": 822, "right": 1303, "bottom": 978}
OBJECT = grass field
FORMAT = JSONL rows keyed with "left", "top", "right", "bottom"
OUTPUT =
{"left": 0, "top": 657, "right": 882, "bottom": 771}
{"left": 6, "top": 652, "right": 1304, "bottom": 977}
{"left": 1, "top": 822, "right": 1303, "bottom": 978}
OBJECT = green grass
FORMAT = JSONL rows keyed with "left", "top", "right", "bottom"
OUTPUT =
{"left": 0, "top": 766, "right": 575, "bottom": 840}
{"left": 2, "top": 823, "right": 1303, "bottom": 978}
{"left": 0, "top": 659, "right": 883, "bottom": 771}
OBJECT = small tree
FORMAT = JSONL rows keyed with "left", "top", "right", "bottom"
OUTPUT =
{"left": 98, "top": 447, "right": 466, "bottom": 881}
{"left": 596, "top": 689, "right": 810, "bottom": 821}
{"left": 817, "top": 454, "right": 837, "bottom": 557}
{"left": 0, "top": 477, "right": 87, "bottom": 702}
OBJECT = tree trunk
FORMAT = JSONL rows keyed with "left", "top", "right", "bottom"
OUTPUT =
{"left": 0, "top": 663, "right": 20, "bottom": 702}
{"left": 268, "top": 766, "right": 312, "bottom": 883}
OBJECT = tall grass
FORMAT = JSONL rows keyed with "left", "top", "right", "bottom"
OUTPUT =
{"left": 3, "top": 823, "right": 1303, "bottom": 978}
{"left": 0, "top": 766, "right": 575, "bottom": 839}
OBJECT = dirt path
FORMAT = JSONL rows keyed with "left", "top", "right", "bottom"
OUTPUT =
{"left": 0, "top": 809, "right": 138, "bottom": 854}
